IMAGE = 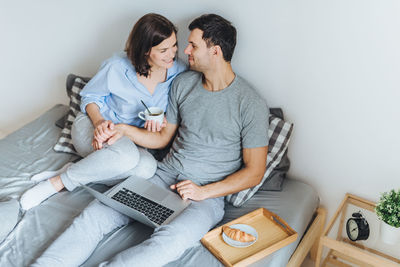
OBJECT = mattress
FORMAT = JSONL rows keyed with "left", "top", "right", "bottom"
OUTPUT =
{"left": 0, "top": 104, "right": 319, "bottom": 267}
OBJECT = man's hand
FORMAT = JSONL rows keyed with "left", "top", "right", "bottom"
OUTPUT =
{"left": 170, "top": 180, "right": 207, "bottom": 201}
{"left": 106, "top": 124, "right": 125, "bottom": 146}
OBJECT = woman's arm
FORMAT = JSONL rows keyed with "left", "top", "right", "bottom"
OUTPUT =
{"left": 86, "top": 103, "right": 106, "bottom": 126}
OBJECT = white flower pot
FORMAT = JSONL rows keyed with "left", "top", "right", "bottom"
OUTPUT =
{"left": 380, "top": 221, "right": 400, "bottom": 245}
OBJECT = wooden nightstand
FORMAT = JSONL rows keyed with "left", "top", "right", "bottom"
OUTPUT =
{"left": 315, "top": 193, "right": 400, "bottom": 267}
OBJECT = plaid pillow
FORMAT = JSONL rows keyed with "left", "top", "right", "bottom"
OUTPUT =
{"left": 225, "top": 115, "right": 294, "bottom": 207}
{"left": 53, "top": 75, "right": 89, "bottom": 154}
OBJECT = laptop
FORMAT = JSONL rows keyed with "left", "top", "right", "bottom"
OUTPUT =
{"left": 80, "top": 175, "right": 191, "bottom": 228}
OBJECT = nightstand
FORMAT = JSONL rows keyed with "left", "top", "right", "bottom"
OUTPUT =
{"left": 315, "top": 193, "right": 400, "bottom": 266}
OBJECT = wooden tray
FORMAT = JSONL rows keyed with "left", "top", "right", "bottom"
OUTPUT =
{"left": 201, "top": 207, "right": 298, "bottom": 267}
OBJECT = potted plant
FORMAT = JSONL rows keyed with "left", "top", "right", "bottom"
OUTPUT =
{"left": 375, "top": 189, "right": 400, "bottom": 244}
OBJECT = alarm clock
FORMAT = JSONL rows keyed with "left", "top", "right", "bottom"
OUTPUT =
{"left": 346, "top": 212, "right": 370, "bottom": 241}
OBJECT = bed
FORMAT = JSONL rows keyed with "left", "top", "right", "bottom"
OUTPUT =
{"left": 0, "top": 104, "right": 325, "bottom": 267}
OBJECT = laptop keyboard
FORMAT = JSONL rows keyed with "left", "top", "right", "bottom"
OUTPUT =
{"left": 111, "top": 187, "right": 174, "bottom": 225}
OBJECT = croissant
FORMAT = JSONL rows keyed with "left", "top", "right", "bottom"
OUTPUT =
{"left": 222, "top": 226, "right": 256, "bottom": 242}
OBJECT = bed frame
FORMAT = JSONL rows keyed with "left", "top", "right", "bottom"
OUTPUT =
{"left": 287, "top": 207, "right": 326, "bottom": 267}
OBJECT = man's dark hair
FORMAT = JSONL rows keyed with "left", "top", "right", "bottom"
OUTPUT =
{"left": 125, "top": 13, "right": 177, "bottom": 77}
{"left": 188, "top": 14, "right": 236, "bottom": 62}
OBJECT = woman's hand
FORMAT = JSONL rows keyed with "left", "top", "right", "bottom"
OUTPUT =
{"left": 92, "top": 138, "right": 103, "bottom": 151}
{"left": 170, "top": 180, "right": 207, "bottom": 201}
{"left": 144, "top": 117, "right": 167, "bottom": 132}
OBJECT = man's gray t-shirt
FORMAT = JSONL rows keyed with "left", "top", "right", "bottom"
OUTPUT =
{"left": 159, "top": 71, "right": 269, "bottom": 185}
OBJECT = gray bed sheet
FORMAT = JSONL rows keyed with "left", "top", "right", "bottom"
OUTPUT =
{"left": 0, "top": 105, "right": 319, "bottom": 267}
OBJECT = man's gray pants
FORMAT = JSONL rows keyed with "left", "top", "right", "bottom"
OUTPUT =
{"left": 33, "top": 167, "right": 225, "bottom": 266}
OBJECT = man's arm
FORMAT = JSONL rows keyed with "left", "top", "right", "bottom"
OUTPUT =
{"left": 171, "top": 146, "right": 268, "bottom": 201}
{"left": 107, "top": 122, "right": 179, "bottom": 150}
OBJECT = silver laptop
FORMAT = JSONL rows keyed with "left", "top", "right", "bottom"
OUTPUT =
{"left": 80, "top": 176, "right": 191, "bottom": 228}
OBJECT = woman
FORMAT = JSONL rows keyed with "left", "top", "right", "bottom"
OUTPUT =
{"left": 21, "top": 13, "right": 186, "bottom": 210}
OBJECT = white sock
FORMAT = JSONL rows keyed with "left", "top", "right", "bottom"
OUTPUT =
{"left": 31, "top": 162, "right": 73, "bottom": 182}
{"left": 20, "top": 180, "right": 58, "bottom": 210}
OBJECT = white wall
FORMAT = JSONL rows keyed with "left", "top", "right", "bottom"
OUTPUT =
{"left": 1, "top": 0, "right": 400, "bottom": 222}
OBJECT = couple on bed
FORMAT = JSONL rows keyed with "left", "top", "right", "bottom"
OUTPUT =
{"left": 22, "top": 13, "right": 270, "bottom": 266}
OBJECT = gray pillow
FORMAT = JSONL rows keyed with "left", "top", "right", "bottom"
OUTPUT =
{"left": 259, "top": 150, "right": 290, "bottom": 191}
{"left": 55, "top": 114, "right": 67, "bottom": 129}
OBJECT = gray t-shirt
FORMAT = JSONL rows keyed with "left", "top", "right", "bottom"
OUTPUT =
{"left": 160, "top": 71, "right": 269, "bottom": 185}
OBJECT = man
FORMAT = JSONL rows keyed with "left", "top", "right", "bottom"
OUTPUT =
{"left": 33, "top": 14, "right": 269, "bottom": 266}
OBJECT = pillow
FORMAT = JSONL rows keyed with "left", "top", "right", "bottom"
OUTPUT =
{"left": 259, "top": 151, "right": 290, "bottom": 191}
{"left": 259, "top": 107, "right": 291, "bottom": 191}
{"left": 225, "top": 114, "right": 294, "bottom": 207}
{"left": 53, "top": 74, "right": 90, "bottom": 154}
{"left": 55, "top": 114, "right": 67, "bottom": 129}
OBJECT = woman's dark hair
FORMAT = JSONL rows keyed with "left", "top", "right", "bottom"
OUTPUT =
{"left": 125, "top": 13, "right": 177, "bottom": 77}
{"left": 188, "top": 14, "right": 236, "bottom": 62}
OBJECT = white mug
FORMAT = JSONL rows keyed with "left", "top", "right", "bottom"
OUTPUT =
{"left": 138, "top": 107, "right": 164, "bottom": 126}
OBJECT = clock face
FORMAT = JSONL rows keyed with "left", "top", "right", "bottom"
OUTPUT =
{"left": 347, "top": 219, "right": 359, "bottom": 241}
{"left": 346, "top": 213, "right": 370, "bottom": 241}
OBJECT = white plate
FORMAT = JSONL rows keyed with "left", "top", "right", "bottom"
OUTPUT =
{"left": 222, "top": 224, "right": 258, "bottom": 248}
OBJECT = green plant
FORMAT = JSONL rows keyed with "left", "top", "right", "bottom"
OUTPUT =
{"left": 375, "top": 189, "right": 400, "bottom": 228}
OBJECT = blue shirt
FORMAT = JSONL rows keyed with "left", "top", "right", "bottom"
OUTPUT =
{"left": 80, "top": 53, "right": 186, "bottom": 127}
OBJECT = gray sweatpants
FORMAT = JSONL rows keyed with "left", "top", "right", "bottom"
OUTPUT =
{"left": 33, "top": 168, "right": 225, "bottom": 267}
{"left": 61, "top": 113, "right": 157, "bottom": 191}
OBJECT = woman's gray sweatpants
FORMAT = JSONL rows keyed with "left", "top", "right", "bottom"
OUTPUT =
{"left": 61, "top": 112, "right": 157, "bottom": 191}
{"left": 33, "top": 168, "right": 225, "bottom": 267}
